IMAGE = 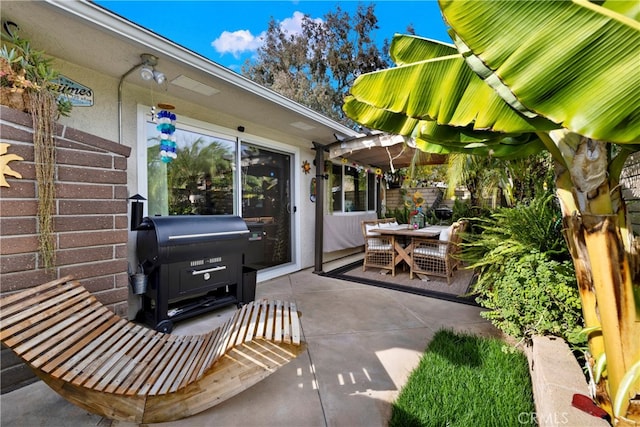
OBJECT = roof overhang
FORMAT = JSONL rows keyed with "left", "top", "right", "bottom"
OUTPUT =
{"left": 1, "top": 0, "right": 360, "bottom": 145}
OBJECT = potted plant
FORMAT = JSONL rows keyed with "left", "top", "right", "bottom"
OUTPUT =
{"left": 0, "top": 33, "right": 72, "bottom": 116}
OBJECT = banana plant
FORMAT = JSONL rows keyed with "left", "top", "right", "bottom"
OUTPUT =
{"left": 343, "top": 0, "right": 640, "bottom": 423}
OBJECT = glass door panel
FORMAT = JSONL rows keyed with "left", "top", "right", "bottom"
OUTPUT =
{"left": 241, "top": 143, "right": 292, "bottom": 270}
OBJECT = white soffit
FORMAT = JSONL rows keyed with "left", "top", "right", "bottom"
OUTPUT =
{"left": 171, "top": 75, "right": 220, "bottom": 96}
{"left": 290, "top": 121, "right": 316, "bottom": 131}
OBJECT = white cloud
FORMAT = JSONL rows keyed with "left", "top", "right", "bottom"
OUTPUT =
{"left": 279, "top": 11, "right": 306, "bottom": 35}
{"left": 211, "top": 29, "right": 265, "bottom": 58}
{"left": 211, "top": 11, "right": 322, "bottom": 57}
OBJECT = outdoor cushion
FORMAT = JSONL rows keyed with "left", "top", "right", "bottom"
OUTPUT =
{"left": 439, "top": 225, "right": 452, "bottom": 242}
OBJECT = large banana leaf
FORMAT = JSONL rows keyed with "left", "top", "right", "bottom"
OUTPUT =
{"left": 343, "top": 47, "right": 558, "bottom": 134}
{"left": 344, "top": 96, "right": 546, "bottom": 159}
{"left": 440, "top": 0, "right": 640, "bottom": 143}
{"left": 390, "top": 34, "right": 457, "bottom": 65}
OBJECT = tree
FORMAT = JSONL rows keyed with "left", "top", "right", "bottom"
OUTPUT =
{"left": 242, "top": 3, "right": 391, "bottom": 125}
{"left": 343, "top": 0, "right": 639, "bottom": 423}
{"left": 445, "top": 152, "right": 554, "bottom": 208}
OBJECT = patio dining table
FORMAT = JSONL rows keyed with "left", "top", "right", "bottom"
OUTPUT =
{"left": 370, "top": 224, "right": 449, "bottom": 269}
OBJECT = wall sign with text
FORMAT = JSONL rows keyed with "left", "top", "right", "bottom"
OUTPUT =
{"left": 52, "top": 75, "right": 93, "bottom": 107}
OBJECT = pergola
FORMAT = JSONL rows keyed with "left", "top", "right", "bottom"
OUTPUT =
{"left": 312, "top": 132, "right": 448, "bottom": 273}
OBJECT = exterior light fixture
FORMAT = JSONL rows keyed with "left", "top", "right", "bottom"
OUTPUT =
{"left": 152, "top": 70, "right": 166, "bottom": 85}
{"left": 118, "top": 53, "right": 167, "bottom": 145}
{"left": 140, "top": 65, "right": 154, "bottom": 81}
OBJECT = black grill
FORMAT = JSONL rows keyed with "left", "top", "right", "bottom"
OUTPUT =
{"left": 136, "top": 215, "right": 250, "bottom": 333}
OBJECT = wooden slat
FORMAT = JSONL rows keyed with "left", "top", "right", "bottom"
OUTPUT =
{"left": 274, "top": 300, "right": 283, "bottom": 344}
{"left": 234, "top": 303, "right": 254, "bottom": 346}
{"left": 228, "top": 304, "right": 249, "bottom": 350}
{"left": 0, "top": 276, "right": 74, "bottom": 315}
{"left": 69, "top": 321, "right": 137, "bottom": 387}
{"left": 13, "top": 300, "right": 103, "bottom": 360}
{"left": 102, "top": 327, "right": 158, "bottom": 393}
{"left": 156, "top": 335, "right": 203, "bottom": 395}
{"left": 47, "top": 316, "right": 119, "bottom": 378}
{"left": 255, "top": 300, "right": 268, "bottom": 339}
{"left": 283, "top": 301, "right": 291, "bottom": 344}
{"left": 138, "top": 335, "right": 183, "bottom": 395}
{"left": 211, "top": 309, "right": 241, "bottom": 363}
{"left": 191, "top": 328, "right": 222, "bottom": 382}
{"left": 115, "top": 333, "right": 170, "bottom": 395}
{"left": 265, "top": 300, "right": 275, "bottom": 341}
{"left": 148, "top": 336, "right": 190, "bottom": 395}
{"left": 0, "top": 282, "right": 80, "bottom": 327}
{"left": 244, "top": 301, "right": 261, "bottom": 342}
{"left": 290, "top": 302, "right": 301, "bottom": 345}
{"left": 57, "top": 318, "right": 128, "bottom": 382}
{"left": 87, "top": 325, "right": 151, "bottom": 391}
{"left": 0, "top": 286, "right": 87, "bottom": 341}
{"left": 29, "top": 304, "right": 112, "bottom": 369}
{"left": 170, "top": 334, "right": 209, "bottom": 392}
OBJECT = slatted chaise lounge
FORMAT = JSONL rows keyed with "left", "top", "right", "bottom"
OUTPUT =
{"left": 0, "top": 276, "right": 306, "bottom": 423}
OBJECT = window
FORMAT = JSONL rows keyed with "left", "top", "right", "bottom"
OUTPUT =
{"left": 330, "top": 163, "right": 377, "bottom": 212}
{"left": 146, "top": 122, "right": 236, "bottom": 216}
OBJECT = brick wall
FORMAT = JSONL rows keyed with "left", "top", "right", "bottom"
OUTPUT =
{"left": 0, "top": 105, "right": 131, "bottom": 393}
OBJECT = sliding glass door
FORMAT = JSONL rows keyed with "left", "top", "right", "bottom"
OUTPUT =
{"left": 240, "top": 143, "right": 292, "bottom": 270}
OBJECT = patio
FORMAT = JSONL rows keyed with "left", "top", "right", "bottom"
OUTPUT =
{"left": 0, "top": 265, "right": 498, "bottom": 427}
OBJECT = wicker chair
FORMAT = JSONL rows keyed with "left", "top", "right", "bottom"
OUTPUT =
{"left": 361, "top": 218, "right": 398, "bottom": 276}
{"left": 410, "top": 220, "right": 468, "bottom": 284}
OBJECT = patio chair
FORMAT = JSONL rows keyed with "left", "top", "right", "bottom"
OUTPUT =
{"left": 0, "top": 276, "right": 305, "bottom": 423}
{"left": 410, "top": 220, "right": 468, "bottom": 284}
{"left": 361, "top": 218, "right": 398, "bottom": 276}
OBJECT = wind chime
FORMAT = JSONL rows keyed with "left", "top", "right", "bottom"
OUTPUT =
{"left": 157, "top": 106, "right": 177, "bottom": 163}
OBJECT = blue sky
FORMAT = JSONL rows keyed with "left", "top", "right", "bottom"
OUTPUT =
{"left": 95, "top": 1, "right": 450, "bottom": 73}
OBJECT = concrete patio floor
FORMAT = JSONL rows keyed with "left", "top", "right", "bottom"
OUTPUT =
{"left": 0, "top": 266, "right": 499, "bottom": 427}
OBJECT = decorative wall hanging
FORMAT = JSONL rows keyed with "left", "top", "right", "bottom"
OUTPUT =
{"left": 301, "top": 160, "right": 311, "bottom": 174}
{"left": 157, "top": 106, "right": 177, "bottom": 163}
{"left": 0, "top": 142, "right": 23, "bottom": 187}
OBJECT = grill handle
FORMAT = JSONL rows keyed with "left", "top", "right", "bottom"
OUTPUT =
{"left": 191, "top": 265, "right": 227, "bottom": 276}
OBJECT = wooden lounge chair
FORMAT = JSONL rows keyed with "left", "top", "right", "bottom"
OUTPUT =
{"left": 0, "top": 276, "right": 306, "bottom": 423}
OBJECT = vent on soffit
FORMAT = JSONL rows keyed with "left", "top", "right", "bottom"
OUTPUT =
{"left": 290, "top": 121, "right": 316, "bottom": 131}
{"left": 171, "top": 75, "right": 220, "bottom": 96}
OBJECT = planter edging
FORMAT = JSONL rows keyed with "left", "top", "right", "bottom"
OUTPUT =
{"left": 526, "top": 335, "right": 610, "bottom": 427}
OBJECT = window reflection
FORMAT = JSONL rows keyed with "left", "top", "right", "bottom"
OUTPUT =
{"left": 146, "top": 123, "right": 236, "bottom": 216}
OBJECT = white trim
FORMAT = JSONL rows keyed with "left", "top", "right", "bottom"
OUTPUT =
{"left": 136, "top": 104, "right": 149, "bottom": 215}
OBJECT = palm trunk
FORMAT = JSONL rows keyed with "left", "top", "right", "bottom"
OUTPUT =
{"left": 550, "top": 130, "right": 640, "bottom": 424}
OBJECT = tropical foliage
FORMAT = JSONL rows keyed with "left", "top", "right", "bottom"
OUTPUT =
{"left": 343, "top": 0, "right": 639, "bottom": 422}
{"left": 463, "top": 195, "right": 583, "bottom": 344}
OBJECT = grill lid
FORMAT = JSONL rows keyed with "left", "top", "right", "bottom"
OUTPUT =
{"left": 137, "top": 215, "right": 249, "bottom": 265}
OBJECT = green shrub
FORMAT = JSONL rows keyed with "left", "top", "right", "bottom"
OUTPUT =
{"left": 462, "top": 193, "right": 584, "bottom": 344}
{"left": 474, "top": 251, "right": 583, "bottom": 341}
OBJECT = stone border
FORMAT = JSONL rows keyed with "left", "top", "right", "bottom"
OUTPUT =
{"left": 526, "top": 335, "right": 610, "bottom": 427}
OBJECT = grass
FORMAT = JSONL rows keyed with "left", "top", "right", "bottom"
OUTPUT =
{"left": 389, "top": 329, "right": 536, "bottom": 427}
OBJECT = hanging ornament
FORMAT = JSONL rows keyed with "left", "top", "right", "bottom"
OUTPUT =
{"left": 157, "top": 108, "right": 177, "bottom": 163}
